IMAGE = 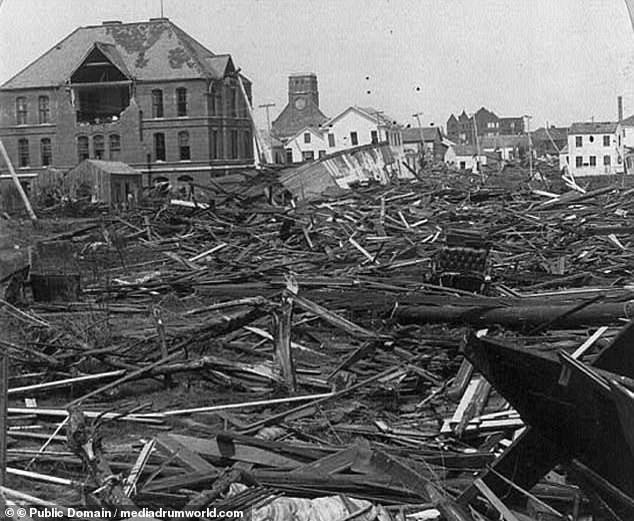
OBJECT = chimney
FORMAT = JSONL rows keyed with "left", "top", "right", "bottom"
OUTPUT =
{"left": 102, "top": 20, "right": 122, "bottom": 25}
{"left": 618, "top": 96, "right": 624, "bottom": 122}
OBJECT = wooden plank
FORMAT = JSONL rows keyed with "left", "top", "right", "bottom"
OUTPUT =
{"left": 154, "top": 433, "right": 216, "bottom": 474}
{"left": 289, "top": 445, "right": 358, "bottom": 475}
{"left": 166, "top": 434, "right": 304, "bottom": 468}
{"left": 0, "top": 355, "right": 7, "bottom": 486}
{"left": 474, "top": 478, "right": 521, "bottom": 521}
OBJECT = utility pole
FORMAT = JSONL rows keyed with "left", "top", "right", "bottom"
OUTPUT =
{"left": 258, "top": 102, "right": 276, "bottom": 161}
{"left": 471, "top": 114, "right": 482, "bottom": 175}
{"left": 524, "top": 114, "right": 533, "bottom": 179}
{"left": 412, "top": 111, "right": 425, "bottom": 170}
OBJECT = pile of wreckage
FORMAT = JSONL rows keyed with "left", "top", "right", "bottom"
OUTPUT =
{"left": 1, "top": 167, "right": 634, "bottom": 521}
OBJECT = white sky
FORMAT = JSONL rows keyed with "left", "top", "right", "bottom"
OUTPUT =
{"left": 1, "top": 0, "right": 634, "bottom": 130}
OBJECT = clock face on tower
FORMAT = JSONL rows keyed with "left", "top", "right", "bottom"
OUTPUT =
{"left": 294, "top": 97, "right": 307, "bottom": 110}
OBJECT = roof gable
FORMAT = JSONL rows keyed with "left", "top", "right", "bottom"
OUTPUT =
{"left": 2, "top": 19, "right": 232, "bottom": 89}
{"left": 70, "top": 43, "right": 131, "bottom": 83}
{"left": 322, "top": 106, "right": 399, "bottom": 129}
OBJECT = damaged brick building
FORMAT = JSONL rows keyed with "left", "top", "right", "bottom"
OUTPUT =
{"left": 0, "top": 18, "right": 255, "bottom": 184}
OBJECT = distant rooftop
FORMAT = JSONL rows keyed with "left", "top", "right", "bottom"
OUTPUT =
{"left": 569, "top": 122, "right": 618, "bottom": 134}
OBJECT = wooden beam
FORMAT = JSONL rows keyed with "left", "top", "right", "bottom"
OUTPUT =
{"left": 0, "top": 139, "right": 37, "bottom": 222}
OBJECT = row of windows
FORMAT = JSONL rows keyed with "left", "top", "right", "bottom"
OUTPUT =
{"left": 77, "top": 134, "right": 121, "bottom": 162}
{"left": 151, "top": 88, "right": 188, "bottom": 118}
{"left": 575, "top": 135, "right": 612, "bottom": 147}
{"left": 15, "top": 96, "right": 50, "bottom": 125}
{"left": 150, "top": 84, "right": 248, "bottom": 119}
{"left": 574, "top": 155, "right": 612, "bottom": 167}
{"left": 151, "top": 130, "right": 252, "bottom": 161}
{"left": 17, "top": 138, "right": 52, "bottom": 167}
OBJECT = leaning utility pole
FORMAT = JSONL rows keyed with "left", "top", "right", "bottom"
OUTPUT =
{"left": 0, "top": 139, "right": 37, "bottom": 222}
{"left": 258, "top": 102, "right": 276, "bottom": 161}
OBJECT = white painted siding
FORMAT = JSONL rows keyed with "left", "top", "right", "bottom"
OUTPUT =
{"left": 567, "top": 126, "right": 624, "bottom": 176}
{"left": 284, "top": 129, "right": 328, "bottom": 163}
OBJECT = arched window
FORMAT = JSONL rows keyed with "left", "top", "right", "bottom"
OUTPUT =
{"left": 151, "top": 89, "right": 163, "bottom": 118}
{"left": 40, "top": 138, "right": 52, "bottom": 166}
{"left": 109, "top": 134, "right": 121, "bottom": 160}
{"left": 17, "top": 139, "right": 30, "bottom": 167}
{"left": 77, "top": 136, "right": 89, "bottom": 161}
{"left": 93, "top": 135, "right": 105, "bottom": 159}
{"left": 38, "top": 96, "right": 50, "bottom": 124}
{"left": 176, "top": 87, "right": 187, "bottom": 117}
{"left": 154, "top": 133, "right": 166, "bottom": 161}
{"left": 178, "top": 131, "right": 190, "bottom": 160}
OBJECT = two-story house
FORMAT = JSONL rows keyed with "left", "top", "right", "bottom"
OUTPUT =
{"left": 319, "top": 106, "right": 403, "bottom": 158}
{"left": 565, "top": 122, "right": 624, "bottom": 176}
{"left": 282, "top": 106, "right": 404, "bottom": 173}
{"left": 0, "top": 18, "right": 255, "bottom": 185}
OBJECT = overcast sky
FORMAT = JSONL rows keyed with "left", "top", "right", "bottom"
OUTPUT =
{"left": 2, "top": 0, "right": 634, "bottom": 130}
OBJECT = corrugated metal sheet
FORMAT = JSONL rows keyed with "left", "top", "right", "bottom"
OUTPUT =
{"left": 279, "top": 143, "right": 398, "bottom": 201}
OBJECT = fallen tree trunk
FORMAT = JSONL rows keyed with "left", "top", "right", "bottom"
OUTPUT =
{"left": 394, "top": 300, "right": 634, "bottom": 329}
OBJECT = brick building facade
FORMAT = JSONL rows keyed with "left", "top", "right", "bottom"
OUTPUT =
{"left": 0, "top": 18, "right": 255, "bottom": 185}
{"left": 446, "top": 107, "right": 525, "bottom": 145}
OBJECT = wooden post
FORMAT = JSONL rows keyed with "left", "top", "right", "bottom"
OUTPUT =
{"left": 0, "top": 138, "right": 37, "bottom": 222}
{"left": 0, "top": 353, "right": 7, "bottom": 487}
{"left": 273, "top": 292, "right": 296, "bottom": 392}
{"left": 151, "top": 305, "right": 172, "bottom": 387}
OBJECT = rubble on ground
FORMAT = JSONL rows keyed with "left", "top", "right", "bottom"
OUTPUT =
{"left": 1, "top": 165, "right": 633, "bottom": 520}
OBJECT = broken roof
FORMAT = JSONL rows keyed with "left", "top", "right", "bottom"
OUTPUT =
{"left": 2, "top": 18, "right": 238, "bottom": 89}
{"left": 569, "top": 122, "right": 618, "bottom": 135}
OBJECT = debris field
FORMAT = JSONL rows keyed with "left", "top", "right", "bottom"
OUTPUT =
{"left": 2, "top": 167, "right": 634, "bottom": 520}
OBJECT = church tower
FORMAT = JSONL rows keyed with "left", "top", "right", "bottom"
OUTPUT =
{"left": 271, "top": 73, "right": 328, "bottom": 141}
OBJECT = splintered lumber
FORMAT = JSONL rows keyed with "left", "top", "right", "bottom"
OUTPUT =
{"left": 240, "top": 366, "right": 405, "bottom": 434}
{"left": 67, "top": 348, "right": 183, "bottom": 407}
{"left": 473, "top": 479, "right": 521, "bottom": 521}
{"left": 137, "top": 392, "right": 334, "bottom": 418}
{"left": 273, "top": 292, "right": 296, "bottom": 391}
{"left": 8, "top": 370, "right": 126, "bottom": 396}
{"left": 66, "top": 408, "right": 157, "bottom": 519}
{"left": 365, "top": 449, "right": 475, "bottom": 521}
{"left": 289, "top": 293, "right": 378, "bottom": 338}
{"left": 123, "top": 439, "right": 155, "bottom": 497}
{"left": 0, "top": 354, "right": 7, "bottom": 487}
